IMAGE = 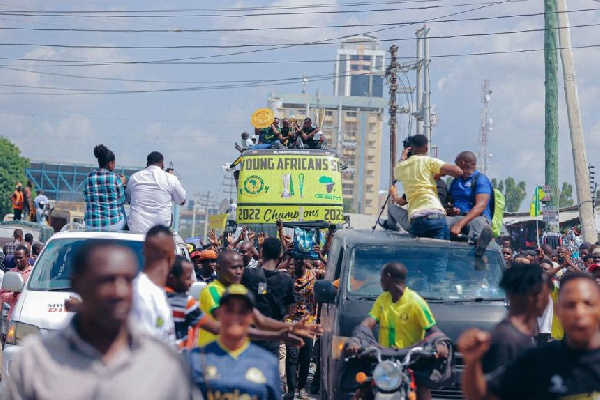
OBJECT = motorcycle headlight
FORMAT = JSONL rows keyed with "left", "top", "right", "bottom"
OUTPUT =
{"left": 373, "top": 360, "right": 402, "bottom": 391}
{"left": 5, "top": 321, "right": 41, "bottom": 345}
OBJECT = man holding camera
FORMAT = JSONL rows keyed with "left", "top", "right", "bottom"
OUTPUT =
{"left": 394, "top": 135, "right": 463, "bottom": 240}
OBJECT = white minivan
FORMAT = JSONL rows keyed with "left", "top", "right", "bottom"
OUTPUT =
{"left": 0, "top": 229, "right": 199, "bottom": 381}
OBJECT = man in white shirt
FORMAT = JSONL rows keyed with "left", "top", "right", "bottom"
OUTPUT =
{"left": 226, "top": 199, "right": 237, "bottom": 222}
{"left": 132, "top": 225, "right": 177, "bottom": 344}
{"left": 126, "top": 151, "right": 186, "bottom": 234}
{"left": 33, "top": 190, "right": 49, "bottom": 225}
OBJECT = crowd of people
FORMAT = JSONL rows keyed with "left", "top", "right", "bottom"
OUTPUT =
{"left": 2, "top": 222, "right": 331, "bottom": 400}
{"left": 235, "top": 117, "right": 323, "bottom": 151}
{"left": 9, "top": 181, "right": 50, "bottom": 225}
{"left": 2, "top": 137, "right": 599, "bottom": 400}
{"left": 187, "top": 222, "right": 332, "bottom": 399}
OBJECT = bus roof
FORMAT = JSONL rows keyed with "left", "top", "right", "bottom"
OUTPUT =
{"left": 240, "top": 148, "right": 340, "bottom": 158}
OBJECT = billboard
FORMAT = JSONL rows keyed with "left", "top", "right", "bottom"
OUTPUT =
{"left": 236, "top": 150, "right": 344, "bottom": 224}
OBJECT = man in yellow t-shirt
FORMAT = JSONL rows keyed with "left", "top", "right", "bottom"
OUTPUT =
{"left": 394, "top": 134, "right": 462, "bottom": 240}
{"left": 346, "top": 262, "right": 447, "bottom": 400}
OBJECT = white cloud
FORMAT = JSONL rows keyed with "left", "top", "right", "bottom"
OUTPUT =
{"left": 217, "top": 0, "right": 342, "bottom": 45}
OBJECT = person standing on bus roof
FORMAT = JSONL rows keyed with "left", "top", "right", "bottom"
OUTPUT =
{"left": 126, "top": 151, "right": 186, "bottom": 234}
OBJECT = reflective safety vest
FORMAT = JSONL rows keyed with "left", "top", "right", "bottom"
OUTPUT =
{"left": 12, "top": 191, "right": 23, "bottom": 210}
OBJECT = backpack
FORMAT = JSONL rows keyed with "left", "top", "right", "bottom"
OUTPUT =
{"left": 243, "top": 267, "right": 288, "bottom": 321}
{"left": 470, "top": 173, "right": 505, "bottom": 238}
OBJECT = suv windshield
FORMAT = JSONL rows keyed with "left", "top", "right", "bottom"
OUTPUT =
{"left": 28, "top": 238, "right": 144, "bottom": 291}
{"left": 346, "top": 245, "right": 504, "bottom": 301}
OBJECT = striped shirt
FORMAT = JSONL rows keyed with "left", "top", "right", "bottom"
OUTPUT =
{"left": 165, "top": 287, "right": 209, "bottom": 346}
{"left": 83, "top": 169, "right": 126, "bottom": 228}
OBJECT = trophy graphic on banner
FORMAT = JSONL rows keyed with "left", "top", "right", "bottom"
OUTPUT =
{"left": 299, "top": 173, "right": 305, "bottom": 198}
{"left": 281, "top": 173, "right": 291, "bottom": 198}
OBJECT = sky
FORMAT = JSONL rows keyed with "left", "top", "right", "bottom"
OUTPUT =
{"left": 0, "top": 0, "right": 599, "bottom": 211}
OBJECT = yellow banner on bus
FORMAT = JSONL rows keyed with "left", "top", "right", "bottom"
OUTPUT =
{"left": 237, "top": 152, "right": 343, "bottom": 206}
{"left": 237, "top": 205, "right": 344, "bottom": 224}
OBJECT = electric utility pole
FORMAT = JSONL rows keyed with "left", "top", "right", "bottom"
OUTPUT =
{"left": 478, "top": 80, "right": 493, "bottom": 176}
{"left": 544, "top": 0, "right": 560, "bottom": 232}
{"left": 555, "top": 0, "right": 598, "bottom": 242}
{"left": 414, "top": 26, "right": 431, "bottom": 152}
{"left": 423, "top": 26, "right": 432, "bottom": 153}
{"left": 222, "top": 175, "right": 236, "bottom": 202}
{"left": 192, "top": 191, "right": 215, "bottom": 243}
{"left": 415, "top": 27, "right": 424, "bottom": 136}
{"left": 387, "top": 45, "right": 399, "bottom": 184}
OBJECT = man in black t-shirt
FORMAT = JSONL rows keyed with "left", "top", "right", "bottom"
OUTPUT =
{"left": 279, "top": 118, "right": 296, "bottom": 148}
{"left": 459, "top": 272, "right": 600, "bottom": 400}
{"left": 294, "top": 118, "right": 320, "bottom": 149}
{"left": 479, "top": 264, "right": 550, "bottom": 373}
{"left": 242, "top": 237, "right": 295, "bottom": 356}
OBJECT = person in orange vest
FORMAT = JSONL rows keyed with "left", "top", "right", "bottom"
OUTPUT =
{"left": 10, "top": 183, "right": 24, "bottom": 221}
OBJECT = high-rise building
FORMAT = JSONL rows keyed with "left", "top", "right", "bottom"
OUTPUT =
{"left": 265, "top": 36, "right": 387, "bottom": 215}
{"left": 268, "top": 93, "right": 387, "bottom": 215}
{"left": 334, "top": 35, "right": 386, "bottom": 98}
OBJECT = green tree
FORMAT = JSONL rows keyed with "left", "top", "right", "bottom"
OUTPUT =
{"left": 559, "top": 182, "right": 574, "bottom": 208}
{"left": 492, "top": 177, "right": 526, "bottom": 212}
{"left": 502, "top": 177, "right": 527, "bottom": 212}
{"left": 0, "top": 137, "right": 29, "bottom": 217}
{"left": 491, "top": 178, "right": 504, "bottom": 194}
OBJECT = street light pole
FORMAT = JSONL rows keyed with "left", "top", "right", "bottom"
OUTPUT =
{"left": 203, "top": 190, "right": 211, "bottom": 244}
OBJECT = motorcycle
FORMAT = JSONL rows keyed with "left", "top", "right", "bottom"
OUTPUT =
{"left": 344, "top": 345, "right": 437, "bottom": 400}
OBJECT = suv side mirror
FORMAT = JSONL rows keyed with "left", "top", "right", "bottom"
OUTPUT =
{"left": 188, "top": 282, "right": 206, "bottom": 301}
{"left": 2, "top": 272, "right": 24, "bottom": 292}
{"left": 314, "top": 280, "right": 336, "bottom": 304}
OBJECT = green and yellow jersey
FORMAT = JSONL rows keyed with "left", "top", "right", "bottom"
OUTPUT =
{"left": 198, "top": 280, "right": 227, "bottom": 346}
{"left": 368, "top": 288, "right": 436, "bottom": 348}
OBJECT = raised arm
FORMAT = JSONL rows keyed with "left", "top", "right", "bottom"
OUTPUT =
{"left": 440, "top": 164, "right": 463, "bottom": 178}
{"left": 457, "top": 328, "right": 498, "bottom": 400}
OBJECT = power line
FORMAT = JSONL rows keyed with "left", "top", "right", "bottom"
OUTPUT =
{"left": 1, "top": 19, "right": 598, "bottom": 53}
{"left": 0, "top": 0, "right": 535, "bottom": 18}
{"left": 0, "top": 19, "right": 596, "bottom": 73}
{"left": 1, "top": 6, "right": 593, "bottom": 36}
{"left": 0, "top": 0, "right": 518, "bottom": 13}
{"left": 1, "top": 42, "right": 599, "bottom": 96}
{"left": 0, "top": 0, "right": 527, "bottom": 68}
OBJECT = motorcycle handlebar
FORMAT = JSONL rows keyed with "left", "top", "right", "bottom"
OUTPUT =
{"left": 402, "top": 346, "right": 437, "bottom": 365}
{"left": 345, "top": 345, "right": 437, "bottom": 364}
